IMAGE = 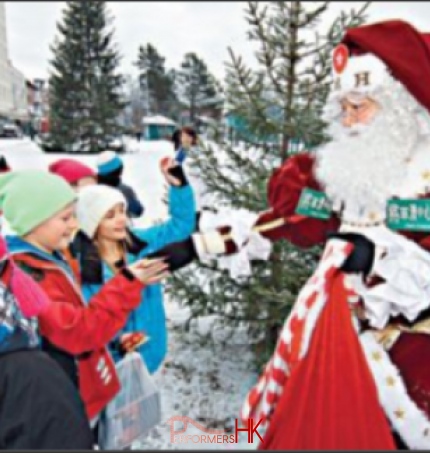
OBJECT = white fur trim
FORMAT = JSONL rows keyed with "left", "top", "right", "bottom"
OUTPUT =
{"left": 199, "top": 208, "right": 259, "bottom": 248}
{"left": 330, "top": 53, "right": 391, "bottom": 102}
{"left": 217, "top": 230, "right": 272, "bottom": 281}
{"left": 360, "top": 331, "right": 430, "bottom": 449}
{"left": 195, "top": 209, "right": 272, "bottom": 280}
{"left": 192, "top": 231, "right": 226, "bottom": 260}
{"left": 96, "top": 150, "right": 118, "bottom": 166}
{"left": 336, "top": 225, "right": 430, "bottom": 329}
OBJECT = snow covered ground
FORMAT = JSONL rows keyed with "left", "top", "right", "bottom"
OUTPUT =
{"left": 0, "top": 137, "right": 260, "bottom": 450}
{"left": 137, "top": 299, "right": 260, "bottom": 450}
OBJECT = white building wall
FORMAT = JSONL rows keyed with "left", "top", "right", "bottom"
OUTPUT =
{"left": 0, "top": 2, "right": 13, "bottom": 117}
{"left": 9, "top": 63, "right": 28, "bottom": 120}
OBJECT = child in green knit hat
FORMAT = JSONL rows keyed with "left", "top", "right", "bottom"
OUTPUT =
{"left": 0, "top": 170, "right": 79, "bottom": 242}
{"left": 0, "top": 170, "right": 169, "bottom": 446}
{"left": 0, "top": 171, "right": 95, "bottom": 449}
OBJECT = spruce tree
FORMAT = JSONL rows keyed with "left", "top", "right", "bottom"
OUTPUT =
{"left": 48, "top": 1, "right": 126, "bottom": 153}
{"left": 177, "top": 52, "right": 221, "bottom": 124}
{"left": 121, "top": 75, "right": 145, "bottom": 135}
{"left": 167, "top": 1, "right": 370, "bottom": 369}
{"left": 135, "top": 43, "right": 178, "bottom": 119}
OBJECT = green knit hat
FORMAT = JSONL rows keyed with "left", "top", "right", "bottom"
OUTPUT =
{"left": 0, "top": 170, "right": 77, "bottom": 236}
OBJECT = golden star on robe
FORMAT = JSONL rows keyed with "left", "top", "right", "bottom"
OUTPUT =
{"left": 371, "top": 351, "right": 382, "bottom": 362}
{"left": 386, "top": 376, "right": 396, "bottom": 387}
{"left": 368, "top": 212, "right": 378, "bottom": 221}
{"left": 422, "top": 170, "right": 430, "bottom": 180}
{"left": 394, "top": 408, "right": 405, "bottom": 419}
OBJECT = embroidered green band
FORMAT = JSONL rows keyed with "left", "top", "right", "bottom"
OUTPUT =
{"left": 295, "top": 188, "right": 332, "bottom": 220}
{"left": 386, "top": 198, "right": 430, "bottom": 232}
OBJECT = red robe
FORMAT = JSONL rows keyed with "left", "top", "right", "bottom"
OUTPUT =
{"left": 241, "top": 152, "right": 430, "bottom": 450}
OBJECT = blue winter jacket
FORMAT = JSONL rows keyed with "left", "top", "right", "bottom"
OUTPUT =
{"left": 175, "top": 147, "right": 187, "bottom": 165}
{"left": 78, "top": 184, "right": 196, "bottom": 373}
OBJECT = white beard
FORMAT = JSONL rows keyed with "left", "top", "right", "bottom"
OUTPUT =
{"left": 315, "top": 96, "right": 421, "bottom": 215}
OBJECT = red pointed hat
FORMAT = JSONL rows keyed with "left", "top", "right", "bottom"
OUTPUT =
{"left": 49, "top": 158, "right": 96, "bottom": 184}
{"left": 331, "top": 20, "right": 430, "bottom": 111}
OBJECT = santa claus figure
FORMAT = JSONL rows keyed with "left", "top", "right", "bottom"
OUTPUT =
{"left": 179, "top": 20, "right": 430, "bottom": 450}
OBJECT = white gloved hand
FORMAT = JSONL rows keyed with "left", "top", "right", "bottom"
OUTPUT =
{"left": 194, "top": 209, "right": 272, "bottom": 280}
{"left": 192, "top": 230, "right": 227, "bottom": 260}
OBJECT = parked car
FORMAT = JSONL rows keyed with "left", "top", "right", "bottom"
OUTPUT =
{"left": 0, "top": 123, "right": 23, "bottom": 138}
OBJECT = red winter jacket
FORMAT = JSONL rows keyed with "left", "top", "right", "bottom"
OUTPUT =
{"left": 12, "top": 251, "right": 145, "bottom": 420}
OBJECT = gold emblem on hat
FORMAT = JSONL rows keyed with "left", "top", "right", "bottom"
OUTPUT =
{"left": 355, "top": 71, "right": 371, "bottom": 88}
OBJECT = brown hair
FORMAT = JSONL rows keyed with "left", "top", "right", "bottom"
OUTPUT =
{"left": 171, "top": 129, "right": 181, "bottom": 151}
{"left": 181, "top": 126, "right": 198, "bottom": 146}
{"left": 93, "top": 218, "right": 133, "bottom": 274}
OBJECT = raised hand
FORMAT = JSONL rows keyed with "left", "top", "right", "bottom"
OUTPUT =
{"left": 160, "top": 157, "right": 188, "bottom": 187}
{"left": 127, "top": 258, "right": 170, "bottom": 285}
{"left": 120, "top": 332, "right": 149, "bottom": 353}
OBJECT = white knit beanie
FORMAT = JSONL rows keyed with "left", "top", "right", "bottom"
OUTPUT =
{"left": 76, "top": 185, "right": 127, "bottom": 238}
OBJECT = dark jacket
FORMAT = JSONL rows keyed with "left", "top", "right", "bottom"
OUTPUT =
{"left": 97, "top": 167, "right": 144, "bottom": 218}
{"left": 117, "top": 182, "right": 144, "bottom": 218}
{"left": 0, "top": 262, "right": 93, "bottom": 449}
{"left": 0, "top": 350, "right": 94, "bottom": 449}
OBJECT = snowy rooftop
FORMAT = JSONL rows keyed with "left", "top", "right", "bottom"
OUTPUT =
{"left": 142, "top": 115, "right": 177, "bottom": 126}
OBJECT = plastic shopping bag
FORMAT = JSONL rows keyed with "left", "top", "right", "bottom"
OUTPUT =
{"left": 98, "top": 352, "right": 161, "bottom": 450}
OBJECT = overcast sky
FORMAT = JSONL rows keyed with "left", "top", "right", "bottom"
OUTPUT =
{"left": 4, "top": 1, "right": 430, "bottom": 83}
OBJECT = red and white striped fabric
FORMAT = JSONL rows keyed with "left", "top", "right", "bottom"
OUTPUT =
{"left": 241, "top": 240, "right": 353, "bottom": 425}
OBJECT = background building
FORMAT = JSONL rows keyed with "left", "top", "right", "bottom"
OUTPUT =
{"left": 0, "top": 1, "right": 31, "bottom": 129}
{"left": 0, "top": 2, "right": 13, "bottom": 120}
{"left": 9, "top": 61, "right": 28, "bottom": 122}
